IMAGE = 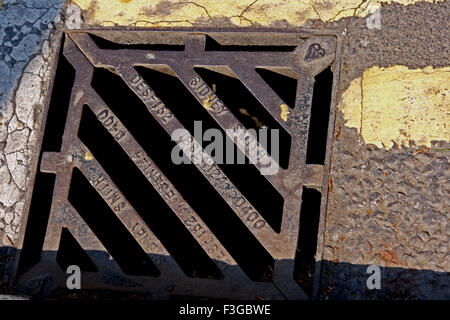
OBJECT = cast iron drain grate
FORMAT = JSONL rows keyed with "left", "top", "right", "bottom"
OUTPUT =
{"left": 12, "top": 30, "right": 341, "bottom": 300}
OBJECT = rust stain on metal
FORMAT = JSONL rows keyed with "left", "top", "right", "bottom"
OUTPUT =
{"left": 335, "top": 126, "right": 341, "bottom": 139}
{"left": 412, "top": 146, "right": 429, "bottom": 155}
{"left": 328, "top": 176, "right": 333, "bottom": 192}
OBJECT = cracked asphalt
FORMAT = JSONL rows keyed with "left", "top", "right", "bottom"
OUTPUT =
{"left": 0, "top": 0, "right": 64, "bottom": 104}
{"left": 0, "top": 0, "right": 64, "bottom": 288}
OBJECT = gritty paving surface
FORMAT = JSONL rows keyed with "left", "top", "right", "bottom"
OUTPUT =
{"left": 0, "top": 0, "right": 449, "bottom": 299}
{"left": 321, "top": 118, "right": 449, "bottom": 299}
{"left": 318, "top": 1, "right": 450, "bottom": 299}
{"left": 328, "top": 1, "right": 450, "bottom": 94}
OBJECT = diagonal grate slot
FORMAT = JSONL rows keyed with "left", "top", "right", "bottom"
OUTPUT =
{"left": 255, "top": 68, "right": 298, "bottom": 109}
{"left": 17, "top": 172, "right": 55, "bottom": 277}
{"left": 68, "top": 167, "right": 160, "bottom": 277}
{"left": 294, "top": 187, "right": 322, "bottom": 297}
{"left": 79, "top": 104, "right": 222, "bottom": 279}
{"left": 91, "top": 67, "right": 273, "bottom": 281}
{"left": 135, "top": 66, "right": 285, "bottom": 233}
{"left": 193, "top": 67, "right": 292, "bottom": 170}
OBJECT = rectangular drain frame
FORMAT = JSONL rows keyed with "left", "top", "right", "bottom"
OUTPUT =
{"left": 10, "top": 29, "right": 342, "bottom": 300}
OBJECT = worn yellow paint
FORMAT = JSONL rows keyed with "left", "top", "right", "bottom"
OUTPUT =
{"left": 340, "top": 65, "right": 450, "bottom": 148}
{"left": 280, "top": 104, "right": 290, "bottom": 122}
{"left": 340, "top": 76, "right": 362, "bottom": 131}
{"left": 203, "top": 96, "right": 214, "bottom": 110}
{"left": 71, "top": 0, "right": 443, "bottom": 27}
{"left": 84, "top": 151, "right": 94, "bottom": 160}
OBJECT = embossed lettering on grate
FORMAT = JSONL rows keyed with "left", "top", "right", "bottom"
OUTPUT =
{"left": 13, "top": 30, "right": 340, "bottom": 300}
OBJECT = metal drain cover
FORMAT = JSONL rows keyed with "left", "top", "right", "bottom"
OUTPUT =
{"left": 12, "top": 30, "right": 340, "bottom": 300}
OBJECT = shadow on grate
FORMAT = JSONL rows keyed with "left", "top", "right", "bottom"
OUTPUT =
{"left": 56, "top": 228, "right": 98, "bottom": 273}
{"left": 255, "top": 68, "right": 298, "bottom": 110}
{"left": 135, "top": 66, "right": 285, "bottom": 234}
{"left": 68, "top": 167, "right": 160, "bottom": 277}
{"left": 294, "top": 187, "right": 322, "bottom": 297}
